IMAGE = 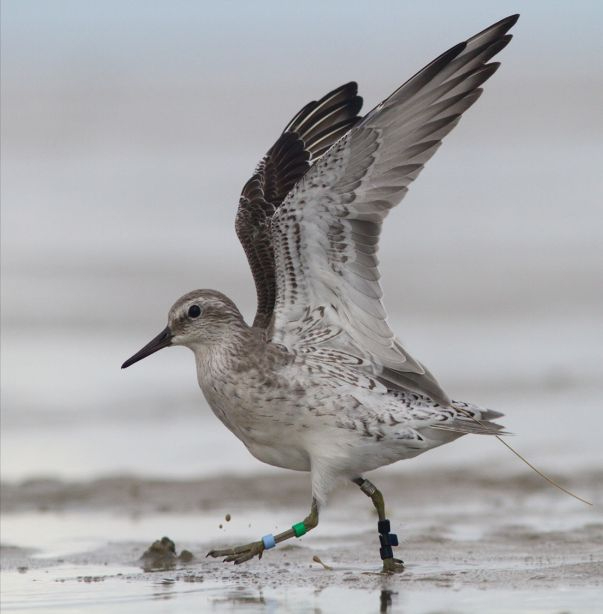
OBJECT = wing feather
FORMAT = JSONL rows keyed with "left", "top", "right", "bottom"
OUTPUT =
{"left": 236, "top": 84, "right": 363, "bottom": 328}
{"left": 270, "top": 15, "right": 519, "bottom": 404}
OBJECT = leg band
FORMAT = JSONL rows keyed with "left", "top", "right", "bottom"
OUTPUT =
{"left": 292, "top": 522, "right": 307, "bottom": 537}
{"left": 380, "top": 545, "right": 394, "bottom": 560}
{"left": 262, "top": 534, "right": 276, "bottom": 549}
{"left": 377, "top": 518, "right": 399, "bottom": 558}
{"left": 377, "top": 519, "right": 391, "bottom": 534}
{"left": 359, "top": 479, "right": 377, "bottom": 497}
{"left": 379, "top": 533, "right": 399, "bottom": 547}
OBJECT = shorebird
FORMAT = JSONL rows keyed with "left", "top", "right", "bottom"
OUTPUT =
{"left": 123, "top": 14, "right": 519, "bottom": 572}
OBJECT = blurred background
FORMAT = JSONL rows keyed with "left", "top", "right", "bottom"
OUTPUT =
{"left": 2, "top": 0, "right": 602, "bottom": 483}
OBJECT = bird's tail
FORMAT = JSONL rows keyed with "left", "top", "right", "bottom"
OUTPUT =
{"left": 431, "top": 400, "right": 509, "bottom": 436}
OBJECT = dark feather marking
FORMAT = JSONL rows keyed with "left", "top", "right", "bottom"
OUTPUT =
{"left": 236, "top": 84, "right": 364, "bottom": 328}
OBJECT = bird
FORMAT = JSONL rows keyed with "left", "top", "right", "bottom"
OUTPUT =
{"left": 122, "top": 14, "right": 519, "bottom": 573}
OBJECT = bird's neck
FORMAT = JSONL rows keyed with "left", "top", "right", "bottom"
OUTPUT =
{"left": 191, "top": 320, "right": 260, "bottom": 383}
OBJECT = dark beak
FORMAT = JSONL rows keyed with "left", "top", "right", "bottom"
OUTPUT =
{"left": 121, "top": 326, "right": 173, "bottom": 369}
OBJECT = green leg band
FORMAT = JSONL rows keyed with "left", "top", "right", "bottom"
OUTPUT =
{"left": 292, "top": 521, "right": 307, "bottom": 537}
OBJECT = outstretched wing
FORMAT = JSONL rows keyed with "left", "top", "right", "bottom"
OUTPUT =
{"left": 236, "top": 83, "right": 363, "bottom": 329}
{"left": 270, "top": 15, "right": 519, "bottom": 404}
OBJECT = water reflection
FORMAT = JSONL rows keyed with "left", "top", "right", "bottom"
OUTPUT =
{"left": 209, "top": 586, "right": 268, "bottom": 609}
{"left": 205, "top": 584, "right": 401, "bottom": 613}
{"left": 2, "top": 561, "right": 600, "bottom": 613}
{"left": 151, "top": 577, "right": 177, "bottom": 601}
{"left": 379, "top": 589, "right": 398, "bottom": 612}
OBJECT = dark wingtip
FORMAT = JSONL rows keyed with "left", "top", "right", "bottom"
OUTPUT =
{"left": 346, "top": 81, "right": 359, "bottom": 97}
{"left": 492, "top": 14, "right": 520, "bottom": 29}
{"left": 494, "top": 13, "right": 520, "bottom": 34}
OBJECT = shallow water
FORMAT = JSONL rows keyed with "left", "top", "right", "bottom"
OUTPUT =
{"left": 3, "top": 566, "right": 602, "bottom": 614}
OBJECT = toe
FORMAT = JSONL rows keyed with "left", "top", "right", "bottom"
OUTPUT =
{"left": 206, "top": 548, "right": 234, "bottom": 558}
{"left": 207, "top": 541, "right": 264, "bottom": 565}
{"left": 233, "top": 550, "right": 258, "bottom": 564}
{"left": 225, "top": 542, "right": 264, "bottom": 565}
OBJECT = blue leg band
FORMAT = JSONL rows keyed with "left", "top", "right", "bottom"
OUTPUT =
{"left": 262, "top": 534, "right": 276, "bottom": 550}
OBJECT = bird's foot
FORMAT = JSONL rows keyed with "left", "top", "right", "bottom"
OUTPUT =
{"left": 381, "top": 557, "right": 405, "bottom": 574}
{"left": 206, "top": 540, "right": 265, "bottom": 565}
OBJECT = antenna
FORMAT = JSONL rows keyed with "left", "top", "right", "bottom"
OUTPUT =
{"left": 461, "top": 409, "right": 593, "bottom": 506}
{"left": 493, "top": 434, "right": 592, "bottom": 506}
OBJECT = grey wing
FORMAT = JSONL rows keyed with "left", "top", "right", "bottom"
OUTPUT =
{"left": 235, "top": 83, "right": 363, "bottom": 329}
{"left": 270, "top": 15, "right": 519, "bottom": 405}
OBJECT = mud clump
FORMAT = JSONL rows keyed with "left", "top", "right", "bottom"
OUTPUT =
{"left": 140, "top": 536, "right": 194, "bottom": 571}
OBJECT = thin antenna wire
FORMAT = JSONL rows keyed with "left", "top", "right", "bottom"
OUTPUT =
{"left": 493, "top": 434, "right": 592, "bottom": 506}
{"left": 460, "top": 409, "right": 593, "bottom": 506}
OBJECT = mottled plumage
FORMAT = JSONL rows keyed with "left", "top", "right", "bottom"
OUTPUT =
{"left": 123, "top": 14, "right": 519, "bottom": 568}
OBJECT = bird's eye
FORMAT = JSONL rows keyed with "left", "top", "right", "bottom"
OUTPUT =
{"left": 187, "top": 304, "right": 202, "bottom": 319}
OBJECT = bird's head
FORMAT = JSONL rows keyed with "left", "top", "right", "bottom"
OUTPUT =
{"left": 121, "top": 289, "right": 244, "bottom": 369}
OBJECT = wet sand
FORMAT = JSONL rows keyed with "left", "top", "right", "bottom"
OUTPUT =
{"left": 2, "top": 469, "right": 601, "bottom": 613}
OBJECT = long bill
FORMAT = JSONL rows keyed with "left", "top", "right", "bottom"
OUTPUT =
{"left": 121, "top": 326, "right": 173, "bottom": 369}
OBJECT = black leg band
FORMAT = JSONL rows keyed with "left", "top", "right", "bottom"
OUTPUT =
{"left": 379, "top": 533, "right": 399, "bottom": 547}
{"left": 377, "top": 518, "right": 399, "bottom": 559}
{"left": 380, "top": 545, "right": 393, "bottom": 560}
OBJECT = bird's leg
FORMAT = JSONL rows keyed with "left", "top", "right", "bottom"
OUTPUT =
{"left": 352, "top": 477, "right": 404, "bottom": 573}
{"left": 206, "top": 498, "right": 319, "bottom": 565}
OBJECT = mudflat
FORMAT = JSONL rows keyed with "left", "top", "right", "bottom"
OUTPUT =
{"left": 2, "top": 469, "right": 601, "bottom": 613}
